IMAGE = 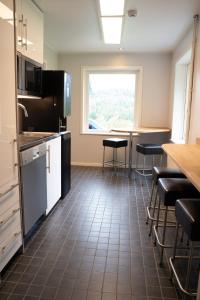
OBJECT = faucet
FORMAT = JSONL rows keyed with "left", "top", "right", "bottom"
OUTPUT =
{"left": 17, "top": 103, "right": 28, "bottom": 117}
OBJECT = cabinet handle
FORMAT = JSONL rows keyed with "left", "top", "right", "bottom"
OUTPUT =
{"left": 18, "top": 14, "right": 23, "bottom": 46}
{"left": 13, "top": 139, "right": 19, "bottom": 167}
{"left": 0, "top": 183, "right": 19, "bottom": 198}
{"left": 0, "top": 231, "right": 21, "bottom": 255}
{"left": 22, "top": 19, "right": 27, "bottom": 50}
{"left": 46, "top": 145, "right": 51, "bottom": 173}
{"left": 0, "top": 208, "right": 20, "bottom": 226}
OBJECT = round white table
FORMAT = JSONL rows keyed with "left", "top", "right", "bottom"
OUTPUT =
{"left": 112, "top": 127, "right": 171, "bottom": 176}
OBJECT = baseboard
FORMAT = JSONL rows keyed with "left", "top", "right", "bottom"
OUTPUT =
{"left": 71, "top": 162, "right": 153, "bottom": 169}
{"left": 71, "top": 162, "right": 102, "bottom": 167}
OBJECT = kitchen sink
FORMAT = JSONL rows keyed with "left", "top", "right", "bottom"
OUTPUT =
{"left": 18, "top": 132, "right": 58, "bottom": 150}
{"left": 21, "top": 131, "right": 56, "bottom": 138}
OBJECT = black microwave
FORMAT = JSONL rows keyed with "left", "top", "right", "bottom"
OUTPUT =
{"left": 17, "top": 53, "right": 42, "bottom": 97}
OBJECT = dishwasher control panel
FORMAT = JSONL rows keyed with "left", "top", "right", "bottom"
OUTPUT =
{"left": 20, "top": 143, "right": 46, "bottom": 166}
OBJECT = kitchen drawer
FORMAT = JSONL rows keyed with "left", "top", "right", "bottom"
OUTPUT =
{"left": 0, "top": 200, "right": 22, "bottom": 272}
{"left": 0, "top": 184, "right": 20, "bottom": 216}
{"left": 0, "top": 201, "right": 21, "bottom": 241}
{"left": 0, "top": 231, "right": 22, "bottom": 272}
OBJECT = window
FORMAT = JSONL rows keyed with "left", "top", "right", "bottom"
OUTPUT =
{"left": 171, "top": 50, "right": 191, "bottom": 143}
{"left": 81, "top": 66, "right": 143, "bottom": 133}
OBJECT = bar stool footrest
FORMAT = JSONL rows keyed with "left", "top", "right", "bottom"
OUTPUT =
{"left": 147, "top": 206, "right": 175, "bottom": 222}
{"left": 154, "top": 224, "right": 176, "bottom": 248}
{"left": 169, "top": 256, "right": 197, "bottom": 297}
{"left": 135, "top": 168, "right": 153, "bottom": 176}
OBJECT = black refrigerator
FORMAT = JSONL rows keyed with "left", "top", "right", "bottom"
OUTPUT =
{"left": 20, "top": 70, "right": 71, "bottom": 198}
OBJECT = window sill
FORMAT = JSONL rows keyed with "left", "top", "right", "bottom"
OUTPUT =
{"left": 170, "top": 139, "right": 186, "bottom": 144}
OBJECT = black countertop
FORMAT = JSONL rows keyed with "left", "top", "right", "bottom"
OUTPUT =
{"left": 18, "top": 131, "right": 70, "bottom": 151}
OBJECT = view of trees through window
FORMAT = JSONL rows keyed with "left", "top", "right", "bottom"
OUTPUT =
{"left": 88, "top": 73, "right": 136, "bottom": 130}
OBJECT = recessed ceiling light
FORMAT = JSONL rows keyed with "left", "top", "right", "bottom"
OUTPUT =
{"left": 101, "top": 17, "right": 122, "bottom": 44}
{"left": 99, "top": 0, "right": 125, "bottom": 16}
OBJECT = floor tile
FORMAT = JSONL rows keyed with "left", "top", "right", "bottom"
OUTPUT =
{"left": 0, "top": 167, "right": 182, "bottom": 300}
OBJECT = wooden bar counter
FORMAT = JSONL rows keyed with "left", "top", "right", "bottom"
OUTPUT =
{"left": 162, "top": 143, "right": 200, "bottom": 192}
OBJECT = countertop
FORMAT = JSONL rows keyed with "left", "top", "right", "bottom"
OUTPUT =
{"left": 162, "top": 143, "right": 200, "bottom": 192}
{"left": 112, "top": 127, "right": 171, "bottom": 134}
{"left": 18, "top": 131, "right": 70, "bottom": 151}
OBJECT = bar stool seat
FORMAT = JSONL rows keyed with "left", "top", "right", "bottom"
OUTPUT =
{"left": 152, "top": 167, "right": 186, "bottom": 184}
{"left": 136, "top": 143, "right": 164, "bottom": 155}
{"left": 136, "top": 143, "right": 164, "bottom": 176}
{"left": 158, "top": 178, "right": 199, "bottom": 206}
{"left": 170, "top": 199, "right": 200, "bottom": 297}
{"left": 154, "top": 178, "right": 200, "bottom": 265}
{"left": 176, "top": 199, "right": 200, "bottom": 241}
{"left": 102, "top": 138, "right": 128, "bottom": 172}
{"left": 147, "top": 167, "right": 186, "bottom": 235}
{"left": 103, "top": 138, "right": 128, "bottom": 148}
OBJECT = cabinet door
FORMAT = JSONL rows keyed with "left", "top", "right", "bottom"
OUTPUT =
{"left": 15, "top": 0, "right": 44, "bottom": 64}
{"left": 0, "top": 0, "right": 19, "bottom": 190}
{"left": 0, "top": 0, "right": 22, "bottom": 272}
{"left": 46, "top": 137, "right": 61, "bottom": 214}
{"left": 15, "top": 0, "right": 25, "bottom": 54}
{"left": 22, "top": 0, "right": 43, "bottom": 64}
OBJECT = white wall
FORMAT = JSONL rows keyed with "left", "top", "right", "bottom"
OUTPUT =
{"left": 58, "top": 53, "right": 171, "bottom": 166}
{"left": 188, "top": 24, "right": 200, "bottom": 143}
{"left": 44, "top": 44, "right": 58, "bottom": 70}
{"left": 170, "top": 22, "right": 200, "bottom": 144}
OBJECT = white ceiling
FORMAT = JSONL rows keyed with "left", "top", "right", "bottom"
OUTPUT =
{"left": 34, "top": 0, "right": 200, "bottom": 53}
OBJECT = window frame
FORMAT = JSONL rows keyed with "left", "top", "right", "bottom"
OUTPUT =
{"left": 81, "top": 66, "right": 143, "bottom": 134}
{"left": 171, "top": 49, "right": 192, "bottom": 144}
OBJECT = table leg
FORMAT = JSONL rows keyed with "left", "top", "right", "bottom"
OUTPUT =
{"left": 129, "top": 133, "right": 133, "bottom": 176}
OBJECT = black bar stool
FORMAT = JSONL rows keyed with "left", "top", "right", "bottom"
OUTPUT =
{"left": 147, "top": 167, "right": 186, "bottom": 236}
{"left": 102, "top": 138, "right": 128, "bottom": 172}
{"left": 170, "top": 199, "right": 200, "bottom": 297}
{"left": 135, "top": 143, "right": 164, "bottom": 176}
{"left": 153, "top": 178, "right": 200, "bottom": 265}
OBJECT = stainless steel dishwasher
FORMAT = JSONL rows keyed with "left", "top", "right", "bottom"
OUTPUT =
{"left": 20, "top": 143, "right": 47, "bottom": 236}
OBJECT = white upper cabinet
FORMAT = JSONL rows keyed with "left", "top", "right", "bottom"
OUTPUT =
{"left": 0, "top": 0, "right": 19, "bottom": 189}
{"left": 15, "top": 0, "right": 44, "bottom": 64}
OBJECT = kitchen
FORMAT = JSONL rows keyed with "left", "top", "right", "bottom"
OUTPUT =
{"left": 1, "top": 0, "right": 200, "bottom": 300}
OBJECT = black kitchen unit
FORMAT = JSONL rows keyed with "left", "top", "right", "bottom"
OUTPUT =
{"left": 61, "top": 132, "right": 71, "bottom": 198}
{"left": 20, "top": 70, "right": 71, "bottom": 132}
{"left": 19, "top": 70, "right": 72, "bottom": 198}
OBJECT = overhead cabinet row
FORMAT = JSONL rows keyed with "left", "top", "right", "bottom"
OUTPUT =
{"left": 15, "top": 0, "right": 44, "bottom": 64}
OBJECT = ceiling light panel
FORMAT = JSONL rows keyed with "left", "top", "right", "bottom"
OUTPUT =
{"left": 101, "top": 17, "right": 122, "bottom": 44}
{"left": 99, "top": 0, "right": 124, "bottom": 16}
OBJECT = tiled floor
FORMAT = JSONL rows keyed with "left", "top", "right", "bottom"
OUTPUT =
{"left": 0, "top": 166, "right": 193, "bottom": 299}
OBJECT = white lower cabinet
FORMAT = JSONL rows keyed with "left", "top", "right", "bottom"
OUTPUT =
{"left": 46, "top": 137, "right": 61, "bottom": 215}
{"left": 0, "top": 185, "right": 22, "bottom": 272}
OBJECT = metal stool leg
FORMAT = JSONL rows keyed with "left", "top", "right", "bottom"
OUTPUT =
{"left": 152, "top": 155, "right": 155, "bottom": 170}
{"left": 170, "top": 222, "right": 179, "bottom": 280}
{"left": 136, "top": 151, "right": 139, "bottom": 171}
{"left": 115, "top": 148, "right": 117, "bottom": 173}
{"left": 124, "top": 146, "right": 127, "bottom": 173}
{"left": 160, "top": 206, "right": 168, "bottom": 265}
{"left": 102, "top": 146, "right": 105, "bottom": 171}
{"left": 149, "top": 189, "right": 158, "bottom": 236}
{"left": 146, "top": 181, "right": 156, "bottom": 224}
{"left": 154, "top": 196, "right": 161, "bottom": 246}
{"left": 185, "top": 241, "right": 194, "bottom": 295}
{"left": 143, "top": 155, "right": 145, "bottom": 175}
